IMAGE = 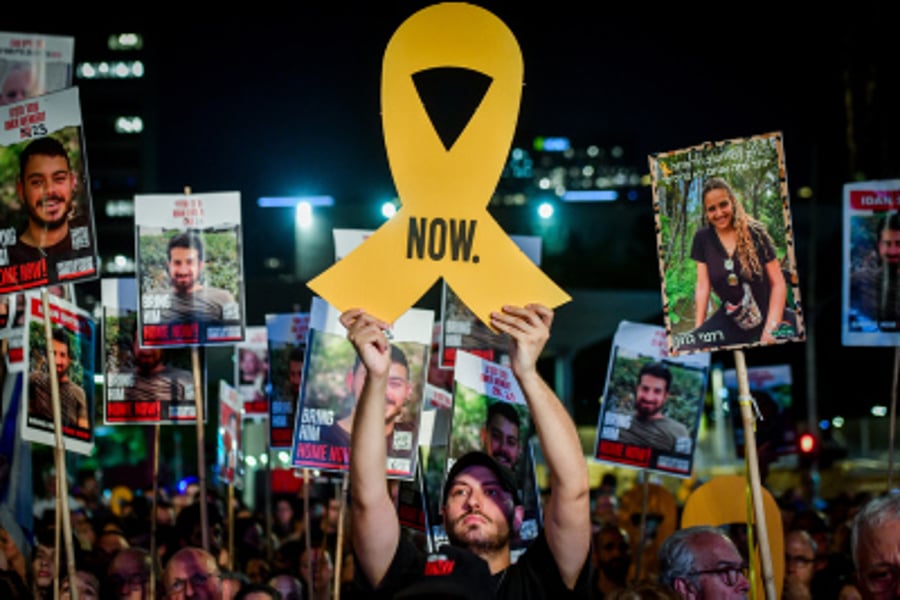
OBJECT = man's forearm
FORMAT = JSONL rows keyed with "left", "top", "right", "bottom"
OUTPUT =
{"left": 517, "top": 371, "right": 587, "bottom": 497}
{"left": 350, "top": 374, "right": 390, "bottom": 506}
{"left": 349, "top": 372, "right": 400, "bottom": 587}
{"left": 517, "top": 368, "right": 591, "bottom": 589}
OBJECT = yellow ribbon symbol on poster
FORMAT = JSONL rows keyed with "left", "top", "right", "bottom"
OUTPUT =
{"left": 307, "top": 2, "right": 571, "bottom": 325}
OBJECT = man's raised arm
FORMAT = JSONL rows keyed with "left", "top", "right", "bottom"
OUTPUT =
{"left": 340, "top": 308, "right": 399, "bottom": 588}
{"left": 490, "top": 304, "right": 591, "bottom": 589}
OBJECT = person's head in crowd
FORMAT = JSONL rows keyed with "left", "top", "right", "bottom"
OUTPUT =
{"left": 287, "top": 346, "right": 304, "bottom": 398}
{"left": 851, "top": 493, "right": 900, "bottom": 600}
{"left": 600, "top": 472, "right": 618, "bottom": 496}
{"left": 163, "top": 546, "right": 221, "bottom": 600}
{"left": 593, "top": 491, "right": 620, "bottom": 528}
{"left": 106, "top": 546, "right": 152, "bottom": 600}
{"left": 267, "top": 574, "right": 302, "bottom": 600}
{"left": 71, "top": 510, "right": 101, "bottom": 553}
{"left": 299, "top": 544, "right": 333, "bottom": 599}
{"left": 155, "top": 496, "right": 176, "bottom": 527}
{"left": 60, "top": 569, "right": 100, "bottom": 600}
{"left": 17, "top": 136, "right": 77, "bottom": 241}
{"left": 791, "top": 508, "right": 830, "bottom": 570}
{"left": 232, "top": 515, "right": 267, "bottom": 573}
{"left": 320, "top": 497, "right": 342, "bottom": 536}
{"left": 234, "top": 582, "right": 282, "bottom": 600}
{"left": 634, "top": 362, "right": 672, "bottom": 421}
{"left": 658, "top": 525, "right": 750, "bottom": 599}
{"left": 440, "top": 451, "right": 524, "bottom": 562}
{"left": 605, "top": 580, "right": 681, "bottom": 600}
{"left": 480, "top": 401, "right": 522, "bottom": 469}
{"left": 784, "top": 529, "right": 817, "bottom": 595}
{"left": 273, "top": 495, "right": 302, "bottom": 540}
{"left": 593, "top": 523, "right": 632, "bottom": 597}
{"left": 220, "top": 570, "right": 250, "bottom": 600}
{"left": 1, "top": 62, "right": 36, "bottom": 105}
{"left": 92, "top": 528, "right": 129, "bottom": 572}
{"left": 245, "top": 557, "right": 272, "bottom": 586}
{"left": 175, "top": 499, "right": 225, "bottom": 559}
{"left": 0, "top": 507, "right": 31, "bottom": 583}
{"left": 30, "top": 536, "right": 54, "bottom": 599}
{"left": 345, "top": 344, "right": 412, "bottom": 437}
{"left": 166, "top": 232, "right": 207, "bottom": 296}
{"left": 75, "top": 469, "right": 103, "bottom": 507}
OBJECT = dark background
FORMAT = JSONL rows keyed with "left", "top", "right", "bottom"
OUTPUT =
{"left": 5, "top": 4, "right": 899, "bottom": 433}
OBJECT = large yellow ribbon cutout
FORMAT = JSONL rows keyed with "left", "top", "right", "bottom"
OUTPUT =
{"left": 307, "top": 2, "right": 571, "bottom": 326}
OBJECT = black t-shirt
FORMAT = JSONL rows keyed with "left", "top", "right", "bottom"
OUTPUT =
{"left": 690, "top": 225, "right": 775, "bottom": 309}
{"left": 358, "top": 530, "right": 592, "bottom": 599}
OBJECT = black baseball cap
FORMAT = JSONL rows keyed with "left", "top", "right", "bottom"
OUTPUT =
{"left": 442, "top": 450, "right": 521, "bottom": 506}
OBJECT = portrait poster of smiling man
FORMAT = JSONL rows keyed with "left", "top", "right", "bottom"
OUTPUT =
{"left": 290, "top": 296, "right": 431, "bottom": 479}
{"left": 594, "top": 321, "right": 709, "bottom": 478}
{"left": 649, "top": 132, "right": 804, "bottom": 356}
{"left": 134, "top": 191, "right": 245, "bottom": 347}
{"left": 0, "top": 87, "right": 98, "bottom": 294}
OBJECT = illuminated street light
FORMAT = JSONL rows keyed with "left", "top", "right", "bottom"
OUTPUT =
{"left": 296, "top": 201, "right": 313, "bottom": 228}
{"left": 382, "top": 201, "right": 398, "bottom": 219}
{"left": 537, "top": 201, "right": 554, "bottom": 219}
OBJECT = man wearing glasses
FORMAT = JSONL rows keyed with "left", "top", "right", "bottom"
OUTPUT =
{"left": 852, "top": 493, "right": 900, "bottom": 600}
{"left": 658, "top": 525, "right": 750, "bottom": 598}
{"left": 107, "top": 547, "right": 152, "bottom": 600}
{"left": 783, "top": 529, "right": 817, "bottom": 599}
{"left": 162, "top": 547, "right": 221, "bottom": 599}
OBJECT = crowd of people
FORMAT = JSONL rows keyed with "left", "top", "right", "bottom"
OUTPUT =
{"left": 0, "top": 304, "right": 898, "bottom": 599}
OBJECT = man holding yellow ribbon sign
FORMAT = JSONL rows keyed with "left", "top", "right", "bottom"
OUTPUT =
{"left": 345, "top": 303, "right": 591, "bottom": 598}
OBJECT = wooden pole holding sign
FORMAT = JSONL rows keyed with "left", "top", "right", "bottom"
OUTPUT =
{"left": 632, "top": 471, "right": 650, "bottom": 583}
{"left": 888, "top": 347, "right": 899, "bottom": 492}
{"left": 304, "top": 468, "right": 313, "bottom": 594}
{"left": 41, "top": 290, "right": 79, "bottom": 600}
{"left": 227, "top": 482, "right": 235, "bottom": 570}
{"left": 150, "top": 424, "right": 160, "bottom": 600}
{"left": 191, "top": 339, "right": 209, "bottom": 552}
{"left": 183, "top": 185, "right": 210, "bottom": 553}
{"left": 334, "top": 473, "right": 349, "bottom": 600}
{"left": 733, "top": 349, "right": 777, "bottom": 600}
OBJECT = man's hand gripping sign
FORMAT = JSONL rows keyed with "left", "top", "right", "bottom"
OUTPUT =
{"left": 307, "top": 2, "right": 571, "bottom": 326}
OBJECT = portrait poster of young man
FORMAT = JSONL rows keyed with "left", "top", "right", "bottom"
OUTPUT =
{"left": 234, "top": 325, "right": 268, "bottom": 416}
{"left": 19, "top": 290, "right": 95, "bottom": 456}
{"left": 842, "top": 179, "right": 900, "bottom": 345}
{"left": 448, "top": 349, "right": 542, "bottom": 559}
{"left": 289, "top": 296, "right": 431, "bottom": 479}
{"left": 649, "top": 131, "right": 805, "bottom": 355}
{"left": 265, "top": 311, "right": 309, "bottom": 449}
{"left": 0, "top": 87, "right": 98, "bottom": 293}
{"left": 594, "top": 320, "right": 710, "bottom": 478}
{"left": 134, "top": 191, "right": 245, "bottom": 347}
{"left": 1, "top": 31, "right": 74, "bottom": 106}
{"left": 101, "top": 277, "right": 201, "bottom": 425}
